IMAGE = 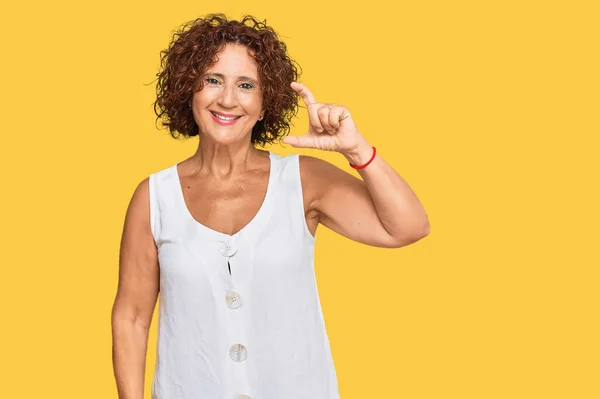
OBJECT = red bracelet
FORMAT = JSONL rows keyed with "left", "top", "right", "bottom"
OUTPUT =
{"left": 349, "top": 146, "right": 377, "bottom": 170}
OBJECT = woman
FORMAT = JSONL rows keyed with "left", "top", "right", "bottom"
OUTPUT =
{"left": 112, "top": 14, "right": 429, "bottom": 399}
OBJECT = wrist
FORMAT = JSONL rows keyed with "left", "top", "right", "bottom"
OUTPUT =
{"left": 342, "top": 139, "right": 373, "bottom": 166}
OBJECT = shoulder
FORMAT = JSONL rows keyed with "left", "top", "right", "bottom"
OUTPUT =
{"left": 299, "top": 154, "right": 355, "bottom": 185}
{"left": 126, "top": 163, "right": 174, "bottom": 230}
{"left": 127, "top": 177, "right": 151, "bottom": 221}
{"left": 298, "top": 154, "right": 362, "bottom": 212}
{"left": 299, "top": 154, "right": 337, "bottom": 173}
{"left": 119, "top": 176, "right": 154, "bottom": 247}
{"left": 298, "top": 155, "right": 330, "bottom": 188}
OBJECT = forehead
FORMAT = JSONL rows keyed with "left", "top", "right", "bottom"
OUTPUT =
{"left": 206, "top": 43, "right": 258, "bottom": 77}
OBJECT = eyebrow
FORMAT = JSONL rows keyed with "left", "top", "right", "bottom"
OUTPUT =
{"left": 205, "top": 73, "right": 259, "bottom": 85}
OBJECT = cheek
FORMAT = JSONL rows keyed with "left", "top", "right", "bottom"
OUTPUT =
{"left": 241, "top": 95, "right": 263, "bottom": 115}
{"left": 193, "top": 90, "right": 215, "bottom": 107}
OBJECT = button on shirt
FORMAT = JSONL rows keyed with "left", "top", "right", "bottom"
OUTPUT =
{"left": 220, "top": 243, "right": 238, "bottom": 257}
{"left": 148, "top": 152, "right": 340, "bottom": 399}
{"left": 225, "top": 290, "right": 242, "bottom": 309}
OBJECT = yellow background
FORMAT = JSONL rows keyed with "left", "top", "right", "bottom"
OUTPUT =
{"left": 1, "top": 0, "right": 598, "bottom": 398}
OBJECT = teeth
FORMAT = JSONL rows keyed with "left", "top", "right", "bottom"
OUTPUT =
{"left": 213, "top": 112, "right": 239, "bottom": 121}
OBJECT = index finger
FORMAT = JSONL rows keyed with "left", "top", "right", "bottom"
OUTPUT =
{"left": 291, "top": 82, "right": 317, "bottom": 107}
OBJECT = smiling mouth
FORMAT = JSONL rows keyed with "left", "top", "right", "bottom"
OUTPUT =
{"left": 210, "top": 111, "right": 242, "bottom": 121}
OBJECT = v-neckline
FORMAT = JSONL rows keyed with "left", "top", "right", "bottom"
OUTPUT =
{"left": 173, "top": 151, "right": 275, "bottom": 240}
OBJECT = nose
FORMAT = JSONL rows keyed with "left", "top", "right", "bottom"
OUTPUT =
{"left": 216, "top": 83, "right": 238, "bottom": 108}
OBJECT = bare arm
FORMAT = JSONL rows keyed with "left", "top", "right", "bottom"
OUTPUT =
{"left": 285, "top": 81, "right": 430, "bottom": 249}
{"left": 111, "top": 177, "right": 160, "bottom": 399}
{"left": 301, "top": 146, "right": 430, "bottom": 248}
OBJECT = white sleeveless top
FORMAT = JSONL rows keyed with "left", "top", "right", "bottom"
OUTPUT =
{"left": 148, "top": 151, "right": 340, "bottom": 399}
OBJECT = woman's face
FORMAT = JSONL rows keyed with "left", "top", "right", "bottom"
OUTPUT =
{"left": 192, "top": 43, "right": 264, "bottom": 145}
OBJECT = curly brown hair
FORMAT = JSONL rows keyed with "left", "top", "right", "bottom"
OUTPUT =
{"left": 153, "top": 14, "right": 301, "bottom": 147}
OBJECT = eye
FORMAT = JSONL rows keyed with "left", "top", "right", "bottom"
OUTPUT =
{"left": 239, "top": 83, "right": 254, "bottom": 90}
{"left": 204, "top": 77, "right": 220, "bottom": 85}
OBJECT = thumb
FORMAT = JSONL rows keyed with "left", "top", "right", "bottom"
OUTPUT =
{"left": 282, "top": 135, "right": 315, "bottom": 148}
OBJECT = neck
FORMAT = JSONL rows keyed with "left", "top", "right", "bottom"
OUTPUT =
{"left": 190, "top": 139, "right": 267, "bottom": 179}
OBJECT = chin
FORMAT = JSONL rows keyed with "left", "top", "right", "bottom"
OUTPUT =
{"left": 205, "top": 130, "right": 248, "bottom": 144}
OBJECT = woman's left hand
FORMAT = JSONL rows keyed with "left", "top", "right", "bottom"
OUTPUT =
{"left": 282, "top": 82, "right": 368, "bottom": 155}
